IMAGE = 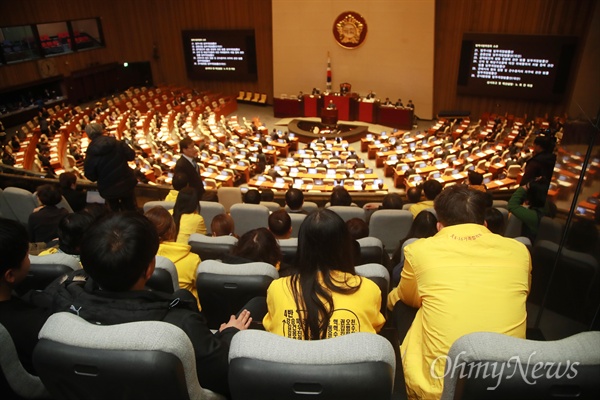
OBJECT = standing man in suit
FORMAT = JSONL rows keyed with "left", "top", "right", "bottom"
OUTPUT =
{"left": 174, "top": 137, "right": 205, "bottom": 199}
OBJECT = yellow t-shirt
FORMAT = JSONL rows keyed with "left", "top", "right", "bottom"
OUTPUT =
{"left": 263, "top": 270, "right": 385, "bottom": 339}
{"left": 175, "top": 213, "right": 206, "bottom": 244}
{"left": 157, "top": 241, "right": 202, "bottom": 310}
{"left": 388, "top": 223, "right": 531, "bottom": 400}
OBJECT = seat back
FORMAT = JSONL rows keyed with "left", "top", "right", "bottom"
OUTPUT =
{"left": 147, "top": 256, "right": 179, "bottom": 293}
{"left": 288, "top": 213, "right": 306, "bottom": 238}
{"left": 357, "top": 236, "right": 389, "bottom": 266}
{"left": 229, "top": 204, "right": 269, "bottom": 236}
{"left": 0, "top": 323, "right": 49, "bottom": 399}
{"left": 284, "top": 201, "right": 319, "bottom": 215}
{"left": 33, "top": 312, "right": 221, "bottom": 400}
{"left": 2, "top": 187, "right": 36, "bottom": 225}
{"left": 217, "top": 187, "right": 242, "bottom": 213}
{"left": 534, "top": 216, "right": 564, "bottom": 246}
{"left": 326, "top": 205, "right": 366, "bottom": 222}
{"left": 195, "top": 260, "right": 278, "bottom": 329}
{"left": 355, "top": 263, "right": 390, "bottom": 315}
{"left": 0, "top": 188, "right": 18, "bottom": 220}
{"left": 531, "top": 240, "right": 600, "bottom": 321}
{"left": 188, "top": 234, "right": 238, "bottom": 261}
{"left": 259, "top": 201, "right": 281, "bottom": 212}
{"left": 143, "top": 200, "right": 175, "bottom": 213}
{"left": 278, "top": 237, "right": 298, "bottom": 266}
{"left": 228, "top": 330, "right": 396, "bottom": 400}
{"left": 199, "top": 201, "right": 225, "bottom": 230}
{"left": 441, "top": 331, "right": 600, "bottom": 400}
{"left": 369, "top": 210, "right": 413, "bottom": 255}
{"left": 504, "top": 213, "right": 523, "bottom": 238}
{"left": 16, "top": 253, "right": 82, "bottom": 295}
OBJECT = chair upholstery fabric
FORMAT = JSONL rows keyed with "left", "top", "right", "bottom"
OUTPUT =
{"left": 33, "top": 312, "right": 225, "bottom": 400}
{"left": 228, "top": 330, "right": 396, "bottom": 400}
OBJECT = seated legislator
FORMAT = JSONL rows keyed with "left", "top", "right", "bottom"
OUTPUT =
{"left": 263, "top": 209, "right": 385, "bottom": 339}
{"left": 28, "top": 212, "right": 251, "bottom": 397}
{"left": 164, "top": 172, "right": 189, "bottom": 202}
{"left": 388, "top": 185, "right": 531, "bottom": 400}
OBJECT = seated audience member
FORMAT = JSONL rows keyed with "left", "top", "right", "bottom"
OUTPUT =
{"left": 380, "top": 193, "right": 404, "bottom": 210}
{"left": 263, "top": 209, "right": 385, "bottom": 339}
{"left": 210, "top": 213, "right": 237, "bottom": 237}
{"left": 260, "top": 188, "right": 275, "bottom": 202}
{"left": 28, "top": 184, "right": 70, "bottom": 244}
{"left": 406, "top": 99, "right": 415, "bottom": 109}
{"left": 467, "top": 170, "right": 487, "bottom": 192}
{"left": 39, "top": 212, "right": 95, "bottom": 261}
{"left": 346, "top": 217, "right": 369, "bottom": 263}
{"left": 285, "top": 188, "right": 308, "bottom": 214}
{"left": 145, "top": 207, "right": 201, "bottom": 308}
{"left": 507, "top": 177, "right": 550, "bottom": 242}
{"left": 388, "top": 185, "right": 531, "bottom": 399}
{"left": 164, "top": 172, "right": 189, "bottom": 202}
{"left": 0, "top": 218, "right": 51, "bottom": 385}
{"left": 28, "top": 212, "right": 250, "bottom": 397}
{"left": 484, "top": 207, "right": 506, "bottom": 235}
{"left": 173, "top": 187, "right": 206, "bottom": 244}
{"left": 223, "top": 228, "right": 282, "bottom": 271}
{"left": 329, "top": 186, "right": 353, "bottom": 206}
{"left": 395, "top": 99, "right": 404, "bottom": 107}
{"left": 390, "top": 211, "right": 438, "bottom": 286}
{"left": 268, "top": 210, "right": 292, "bottom": 240}
{"left": 59, "top": 171, "right": 87, "bottom": 212}
{"left": 409, "top": 179, "right": 442, "bottom": 218}
{"left": 243, "top": 188, "right": 262, "bottom": 205}
{"left": 520, "top": 135, "right": 556, "bottom": 186}
{"left": 406, "top": 186, "right": 422, "bottom": 205}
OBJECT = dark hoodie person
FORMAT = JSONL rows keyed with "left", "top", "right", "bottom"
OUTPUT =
{"left": 83, "top": 123, "right": 138, "bottom": 211}
{"left": 520, "top": 135, "right": 556, "bottom": 187}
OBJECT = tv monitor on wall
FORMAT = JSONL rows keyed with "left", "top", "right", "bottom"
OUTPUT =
{"left": 457, "top": 33, "right": 577, "bottom": 102}
{"left": 182, "top": 29, "right": 257, "bottom": 81}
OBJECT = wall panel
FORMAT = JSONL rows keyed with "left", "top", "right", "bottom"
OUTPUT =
{"left": 0, "top": 0, "right": 273, "bottom": 102}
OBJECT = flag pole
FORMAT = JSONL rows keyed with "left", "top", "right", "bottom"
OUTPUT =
{"left": 326, "top": 51, "right": 332, "bottom": 93}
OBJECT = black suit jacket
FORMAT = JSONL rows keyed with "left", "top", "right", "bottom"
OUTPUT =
{"left": 175, "top": 156, "right": 205, "bottom": 197}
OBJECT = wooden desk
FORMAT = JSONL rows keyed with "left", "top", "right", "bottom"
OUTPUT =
{"left": 377, "top": 106, "right": 413, "bottom": 130}
{"left": 485, "top": 178, "right": 517, "bottom": 190}
{"left": 273, "top": 97, "right": 303, "bottom": 118}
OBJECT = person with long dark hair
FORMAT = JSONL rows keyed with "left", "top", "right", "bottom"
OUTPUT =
{"left": 263, "top": 209, "right": 385, "bottom": 340}
{"left": 172, "top": 187, "right": 206, "bottom": 243}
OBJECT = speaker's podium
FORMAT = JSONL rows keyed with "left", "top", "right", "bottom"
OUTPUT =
{"left": 321, "top": 108, "right": 338, "bottom": 126}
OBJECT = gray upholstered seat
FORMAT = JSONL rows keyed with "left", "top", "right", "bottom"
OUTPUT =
{"left": 228, "top": 330, "right": 396, "bottom": 400}
{"left": 278, "top": 237, "right": 298, "bottom": 266}
{"left": 0, "top": 323, "right": 49, "bottom": 399}
{"left": 143, "top": 200, "right": 175, "bottom": 213}
{"left": 195, "top": 260, "right": 278, "bottom": 329}
{"left": 288, "top": 213, "right": 306, "bottom": 238}
{"left": 441, "top": 331, "right": 600, "bottom": 400}
{"left": 17, "top": 253, "right": 82, "bottom": 295}
{"left": 326, "top": 205, "right": 366, "bottom": 222}
{"left": 355, "top": 263, "right": 390, "bottom": 315}
{"left": 504, "top": 213, "right": 524, "bottom": 238}
{"left": 199, "top": 201, "right": 225, "bottom": 230}
{"left": 33, "top": 312, "right": 225, "bottom": 400}
{"left": 2, "top": 187, "right": 37, "bottom": 226}
{"left": 229, "top": 203, "right": 269, "bottom": 236}
{"left": 368, "top": 209, "right": 413, "bottom": 256}
{"left": 357, "top": 236, "right": 389, "bottom": 266}
{"left": 147, "top": 255, "right": 180, "bottom": 293}
{"left": 188, "top": 233, "right": 237, "bottom": 261}
{"left": 285, "top": 201, "right": 319, "bottom": 214}
{"left": 259, "top": 201, "right": 281, "bottom": 212}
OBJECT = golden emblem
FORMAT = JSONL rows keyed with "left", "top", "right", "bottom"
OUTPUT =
{"left": 333, "top": 12, "right": 367, "bottom": 49}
